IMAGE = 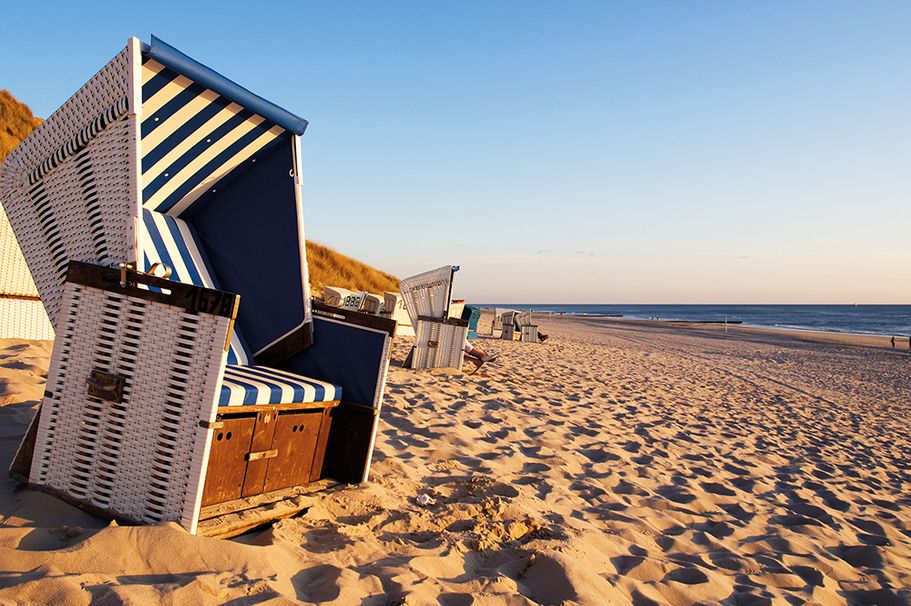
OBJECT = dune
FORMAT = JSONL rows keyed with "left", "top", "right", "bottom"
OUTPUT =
{"left": 0, "top": 315, "right": 908, "bottom": 604}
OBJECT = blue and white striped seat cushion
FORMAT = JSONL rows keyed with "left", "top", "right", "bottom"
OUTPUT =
{"left": 140, "top": 208, "right": 255, "bottom": 365}
{"left": 219, "top": 364, "right": 341, "bottom": 406}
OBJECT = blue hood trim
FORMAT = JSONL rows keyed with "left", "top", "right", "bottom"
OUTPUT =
{"left": 141, "top": 35, "right": 308, "bottom": 135}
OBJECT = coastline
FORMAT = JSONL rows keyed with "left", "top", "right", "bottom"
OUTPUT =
{"left": 561, "top": 315, "right": 905, "bottom": 350}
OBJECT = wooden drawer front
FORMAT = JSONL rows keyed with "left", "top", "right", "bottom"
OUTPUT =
{"left": 201, "top": 417, "right": 255, "bottom": 507}
{"left": 263, "top": 411, "right": 323, "bottom": 493}
{"left": 241, "top": 411, "right": 279, "bottom": 498}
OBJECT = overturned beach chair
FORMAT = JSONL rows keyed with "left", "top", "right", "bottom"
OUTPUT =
{"left": 1, "top": 36, "right": 394, "bottom": 536}
{"left": 400, "top": 266, "right": 468, "bottom": 370}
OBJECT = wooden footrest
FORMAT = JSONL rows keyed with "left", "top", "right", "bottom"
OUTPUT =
{"left": 196, "top": 479, "right": 339, "bottom": 538}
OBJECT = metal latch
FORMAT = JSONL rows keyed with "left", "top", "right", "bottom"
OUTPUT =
{"left": 245, "top": 449, "right": 279, "bottom": 462}
{"left": 427, "top": 340, "right": 438, "bottom": 348}
{"left": 86, "top": 370, "right": 125, "bottom": 403}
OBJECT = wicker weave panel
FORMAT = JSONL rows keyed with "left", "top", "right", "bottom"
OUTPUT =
{"left": 0, "top": 298, "right": 54, "bottom": 340}
{"left": 0, "top": 203, "right": 40, "bottom": 297}
{"left": 1, "top": 115, "right": 137, "bottom": 328}
{"left": 30, "top": 281, "right": 227, "bottom": 533}
{"left": 399, "top": 266, "right": 454, "bottom": 326}
{"left": 520, "top": 326, "right": 538, "bottom": 343}
{"left": 412, "top": 320, "right": 467, "bottom": 371}
{"left": 0, "top": 47, "right": 131, "bottom": 182}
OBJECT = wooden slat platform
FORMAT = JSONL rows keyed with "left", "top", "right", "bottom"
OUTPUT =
{"left": 196, "top": 479, "right": 340, "bottom": 539}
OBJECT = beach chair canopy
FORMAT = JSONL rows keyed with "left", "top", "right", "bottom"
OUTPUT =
{"left": 399, "top": 265, "right": 459, "bottom": 326}
{"left": 0, "top": 35, "right": 313, "bottom": 364}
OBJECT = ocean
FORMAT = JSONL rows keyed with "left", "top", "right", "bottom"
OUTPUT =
{"left": 479, "top": 304, "right": 911, "bottom": 337}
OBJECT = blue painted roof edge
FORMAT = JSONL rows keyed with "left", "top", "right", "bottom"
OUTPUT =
{"left": 140, "top": 35, "right": 308, "bottom": 135}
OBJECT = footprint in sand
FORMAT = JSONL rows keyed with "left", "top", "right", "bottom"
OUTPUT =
{"left": 663, "top": 567, "right": 709, "bottom": 585}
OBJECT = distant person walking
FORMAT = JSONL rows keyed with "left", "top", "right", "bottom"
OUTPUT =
{"left": 892, "top": 336, "right": 896, "bottom": 348}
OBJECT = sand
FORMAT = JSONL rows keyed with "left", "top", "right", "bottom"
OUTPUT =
{"left": 0, "top": 316, "right": 908, "bottom": 605}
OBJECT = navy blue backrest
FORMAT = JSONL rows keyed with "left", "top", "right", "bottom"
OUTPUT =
{"left": 184, "top": 136, "right": 307, "bottom": 356}
{"left": 277, "top": 316, "right": 389, "bottom": 409}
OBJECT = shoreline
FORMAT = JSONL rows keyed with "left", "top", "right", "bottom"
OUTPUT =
{"left": 527, "top": 313, "right": 908, "bottom": 351}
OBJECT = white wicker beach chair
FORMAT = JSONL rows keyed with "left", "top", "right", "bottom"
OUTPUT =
{"left": 323, "top": 286, "right": 369, "bottom": 311}
{"left": 515, "top": 310, "right": 539, "bottom": 342}
{"left": 1, "top": 36, "right": 394, "bottom": 536}
{"left": 399, "top": 266, "right": 468, "bottom": 370}
{"left": 382, "top": 291, "right": 413, "bottom": 337}
{"left": 362, "top": 292, "right": 383, "bottom": 315}
{"left": 500, "top": 311, "right": 517, "bottom": 340}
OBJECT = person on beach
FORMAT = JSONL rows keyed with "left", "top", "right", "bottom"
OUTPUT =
{"left": 892, "top": 336, "right": 896, "bottom": 348}
{"left": 463, "top": 340, "right": 498, "bottom": 365}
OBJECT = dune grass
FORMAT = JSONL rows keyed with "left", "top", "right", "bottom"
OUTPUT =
{"left": 0, "top": 90, "right": 41, "bottom": 163}
{"left": 306, "top": 240, "right": 399, "bottom": 297}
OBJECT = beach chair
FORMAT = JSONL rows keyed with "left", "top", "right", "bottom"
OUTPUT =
{"left": 461, "top": 304, "right": 481, "bottom": 340}
{"left": 448, "top": 300, "right": 466, "bottom": 321}
{"left": 382, "top": 291, "right": 413, "bottom": 337}
{"left": 361, "top": 292, "right": 383, "bottom": 315}
{"left": 491, "top": 307, "right": 514, "bottom": 338}
{"left": 515, "top": 310, "right": 539, "bottom": 342}
{"left": 400, "top": 266, "right": 468, "bottom": 370}
{"left": 323, "top": 286, "right": 368, "bottom": 311}
{"left": 500, "top": 311, "right": 517, "bottom": 340}
{"left": 0, "top": 204, "right": 54, "bottom": 340}
{"left": 0, "top": 35, "right": 394, "bottom": 537}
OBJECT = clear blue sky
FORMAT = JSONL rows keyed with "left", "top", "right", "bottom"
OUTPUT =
{"left": 3, "top": 1, "right": 909, "bottom": 303}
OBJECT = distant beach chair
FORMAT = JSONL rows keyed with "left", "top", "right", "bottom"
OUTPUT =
{"left": 461, "top": 304, "right": 481, "bottom": 340}
{"left": 0, "top": 36, "right": 395, "bottom": 537}
{"left": 382, "top": 291, "right": 413, "bottom": 337}
{"left": 0, "top": 204, "right": 54, "bottom": 340}
{"left": 400, "top": 265, "right": 469, "bottom": 370}
{"left": 500, "top": 311, "right": 517, "bottom": 340}
{"left": 492, "top": 307, "right": 516, "bottom": 338}
{"left": 323, "top": 286, "right": 369, "bottom": 311}
{"left": 515, "top": 310, "right": 539, "bottom": 342}
{"left": 361, "top": 292, "right": 383, "bottom": 315}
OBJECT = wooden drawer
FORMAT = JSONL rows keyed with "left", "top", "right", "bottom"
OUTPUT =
{"left": 201, "top": 416, "right": 256, "bottom": 506}
{"left": 201, "top": 405, "right": 335, "bottom": 507}
{"left": 262, "top": 410, "right": 323, "bottom": 493}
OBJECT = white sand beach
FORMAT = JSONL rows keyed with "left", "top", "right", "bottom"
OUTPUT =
{"left": 0, "top": 315, "right": 908, "bottom": 605}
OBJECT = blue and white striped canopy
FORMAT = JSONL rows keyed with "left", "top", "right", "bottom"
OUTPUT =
{"left": 137, "top": 38, "right": 311, "bottom": 361}
{"left": 140, "top": 56, "right": 287, "bottom": 217}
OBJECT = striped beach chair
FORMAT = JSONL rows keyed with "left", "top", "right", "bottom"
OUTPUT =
{"left": 1, "top": 36, "right": 394, "bottom": 536}
{"left": 400, "top": 266, "right": 469, "bottom": 370}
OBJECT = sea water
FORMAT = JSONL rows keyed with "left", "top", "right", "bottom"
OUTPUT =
{"left": 480, "top": 304, "right": 911, "bottom": 337}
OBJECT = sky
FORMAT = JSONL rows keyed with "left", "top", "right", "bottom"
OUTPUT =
{"left": 2, "top": 1, "right": 909, "bottom": 303}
